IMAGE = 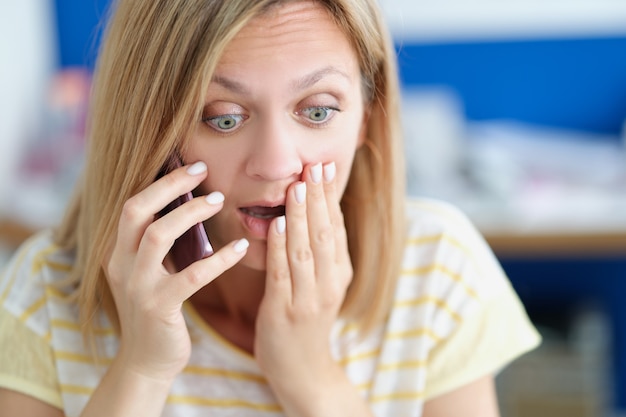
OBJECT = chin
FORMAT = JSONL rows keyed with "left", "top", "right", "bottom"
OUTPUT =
{"left": 239, "top": 240, "right": 268, "bottom": 271}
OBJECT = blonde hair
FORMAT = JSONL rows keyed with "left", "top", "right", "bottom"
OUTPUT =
{"left": 55, "top": 0, "right": 406, "bottom": 343}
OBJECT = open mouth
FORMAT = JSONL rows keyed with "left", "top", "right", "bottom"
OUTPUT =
{"left": 239, "top": 205, "right": 286, "bottom": 220}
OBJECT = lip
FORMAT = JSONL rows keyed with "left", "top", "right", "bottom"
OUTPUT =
{"left": 237, "top": 199, "right": 286, "bottom": 239}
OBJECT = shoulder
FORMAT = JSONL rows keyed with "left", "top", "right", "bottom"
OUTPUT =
{"left": 388, "top": 197, "right": 516, "bottom": 347}
{"left": 1, "top": 230, "right": 76, "bottom": 335}
{"left": 401, "top": 197, "right": 509, "bottom": 301}
{"left": 404, "top": 197, "right": 484, "bottom": 244}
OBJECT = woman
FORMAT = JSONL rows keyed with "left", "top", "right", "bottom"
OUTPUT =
{"left": 0, "top": 0, "right": 540, "bottom": 416}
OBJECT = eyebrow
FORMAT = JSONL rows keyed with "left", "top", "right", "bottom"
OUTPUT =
{"left": 211, "top": 75, "right": 250, "bottom": 95}
{"left": 290, "top": 66, "right": 351, "bottom": 92}
{"left": 210, "top": 66, "right": 351, "bottom": 96}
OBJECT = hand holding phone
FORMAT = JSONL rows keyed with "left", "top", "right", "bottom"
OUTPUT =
{"left": 156, "top": 154, "right": 213, "bottom": 271}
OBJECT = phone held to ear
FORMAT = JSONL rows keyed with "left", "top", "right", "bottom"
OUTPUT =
{"left": 156, "top": 154, "right": 213, "bottom": 271}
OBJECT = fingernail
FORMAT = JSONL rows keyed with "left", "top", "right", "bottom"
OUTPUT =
{"left": 275, "top": 215, "right": 286, "bottom": 234}
{"left": 310, "top": 163, "right": 322, "bottom": 184}
{"left": 233, "top": 238, "right": 249, "bottom": 253}
{"left": 187, "top": 161, "right": 207, "bottom": 175}
{"left": 295, "top": 182, "right": 306, "bottom": 204}
{"left": 205, "top": 191, "right": 224, "bottom": 205}
{"left": 323, "top": 162, "right": 336, "bottom": 182}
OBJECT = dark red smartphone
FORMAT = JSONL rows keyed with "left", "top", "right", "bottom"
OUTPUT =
{"left": 156, "top": 154, "right": 213, "bottom": 271}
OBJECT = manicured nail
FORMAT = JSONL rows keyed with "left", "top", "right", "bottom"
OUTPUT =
{"left": 310, "top": 163, "right": 322, "bottom": 184}
{"left": 323, "top": 162, "right": 336, "bottom": 182}
{"left": 187, "top": 161, "right": 207, "bottom": 175}
{"left": 205, "top": 191, "right": 224, "bottom": 205}
{"left": 233, "top": 238, "right": 249, "bottom": 253}
{"left": 295, "top": 182, "right": 306, "bottom": 204}
{"left": 275, "top": 215, "right": 286, "bottom": 234}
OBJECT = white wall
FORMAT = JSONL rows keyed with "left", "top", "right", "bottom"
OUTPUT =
{"left": 0, "top": 2, "right": 57, "bottom": 214}
{"left": 379, "top": 0, "right": 626, "bottom": 42}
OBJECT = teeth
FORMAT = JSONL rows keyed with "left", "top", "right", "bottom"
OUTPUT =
{"left": 241, "top": 207, "right": 284, "bottom": 219}
{"left": 248, "top": 212, "right": 275, "bottom": 219}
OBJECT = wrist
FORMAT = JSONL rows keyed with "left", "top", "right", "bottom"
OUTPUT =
{"left": 268, "top": 363, "right": 372, "bottom": 417}
{"left": 116, "top": 342, "right": 187, "bottom": 383}
{"left": 80, "top": 356, "right": 176, "bottom": 417}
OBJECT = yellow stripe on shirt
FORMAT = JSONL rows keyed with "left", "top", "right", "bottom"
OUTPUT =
{"left": 370, "top": 390, "right": 425, "bottom": 402}
{"left": 183, "top": 365, "right": 267, "bottom": 384}
{"left": 61, "top": 384, "right": 94, "bottom": 396}
{"left": 51, "top": 319, "right": 115, "bottom": 336}
{"left": 0, "top": 239, "right": 52, "bottom": 304}
{"left": 19, "top": 296, "right": 47, "bottom": 321}
{"left": 393, "top": 295, "right": 463, "bottom": 323}
{"left": 167, "top": 395, "right": 282, "bottom": 412}
{"left": 377, "top": 359, "right": 427, "bottom": 372}
{"left": 337, "top": 348, "right": 381, "bottom": 366}
{"left": 56, "top": 350, "right": 112, "bottom": 365}
{"left": 407, "top": 233, "right": 470, "bottom": 256}
{"left": 401, "top": 264, "right": 478, "bottom": 299}
{"left": 386, "top": 327, "right": 442, "bottom": 343}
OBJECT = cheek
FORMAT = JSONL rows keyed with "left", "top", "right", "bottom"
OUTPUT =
{"left": 186, "top": 135, "right": 244, "bottom": 193}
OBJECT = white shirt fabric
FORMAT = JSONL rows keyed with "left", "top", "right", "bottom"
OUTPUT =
{"left": 0, "top": 198, "right": 541, "bottom": 416}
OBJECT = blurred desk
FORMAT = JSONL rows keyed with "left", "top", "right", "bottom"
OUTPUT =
{"left": 471, "top": 210, "right": 626, "bottom": 415}
{"left": 485, "top": 231, "right": 626, "bottom": 258}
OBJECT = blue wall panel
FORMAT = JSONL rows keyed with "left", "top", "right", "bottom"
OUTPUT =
{"left": 53, "top": 0, "right": 626, "bottom": 135}
{"left": 53, "top": 0, "right": 110, "bottom": 68}
{"left": 397, "top": 38, "right": 626, "bottom": 135}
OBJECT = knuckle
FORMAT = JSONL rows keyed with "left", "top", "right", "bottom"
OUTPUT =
{"left": 293, "top": 247, "right": 313, "bottom": 263}
{"left": 143, "top": 224, "right": 167, "bottom": 247}
{"left": 287, "top": 303, "right": 319, "bottom": 322}
{"left": 314, "top": 224, "right": 334, "bottom": 244}
{"left": 121, "top": 198, "right": 143, "bottom": 222}
{"left": 321, "top": 292, "right": 341, "bottom": 309}
{"left": 161, "top": 171, "right": 181, "bottom": 188}
{"left": 184, "top": 266, "right": 203, "bottom": 286}
{"left": 105, "top": 260, "right": 122, "bottom": 285}
{"left": 209, "top": 251, "right": 230, "bottom": 272}
{"left": 269, "top": 267, "right": 290, "bottom": 283}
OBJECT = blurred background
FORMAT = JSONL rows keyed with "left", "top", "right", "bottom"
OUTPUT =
{"left": 1, "top": 1, "right": 626, "bottom": 416}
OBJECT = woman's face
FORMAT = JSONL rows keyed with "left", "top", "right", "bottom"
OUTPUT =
{"left": 186, "top": 1, "right": 367, "bottom": 270}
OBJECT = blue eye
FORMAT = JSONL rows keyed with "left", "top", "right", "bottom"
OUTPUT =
{"left": 203, "top": 114, "right": 246, "bottom": 132}
{"left": 300, "top": 106, "right": 336, "bottom": 124}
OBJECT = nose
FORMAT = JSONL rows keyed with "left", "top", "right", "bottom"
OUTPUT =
{"left": 245, "top": 116, "right": 303, "bottom": 181}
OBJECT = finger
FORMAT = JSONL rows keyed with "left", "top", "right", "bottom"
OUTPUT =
{"left": 303, "top": 163, "right": 336, "bottom": 280}
{"left": 116, "top": 161, "right": 209, "bottom": 255}
{"left": 264, "top": 216, "right": 292, "bottom": 305}
{"left": 322, "top": 162, "right": 349, "bottom": 263}
{"left": 285, "top": 181, "right": 316, "bottom": 304}
{"left": 161, "top": 238, "right": 249, "bottom": 303}
{"left": 135, "top": 191, "right": 224, "bottom": 270}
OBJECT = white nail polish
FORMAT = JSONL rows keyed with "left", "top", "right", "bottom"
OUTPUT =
{"left": 295, "top": 182, "right": 306, "bottom": 204}
{"left": 233, "top": 238, "right": 249, "bottom": 253}
{"left": 310, "top": 163, "right": 322, "bottom": 184}
{"left": 276, "top": 216, "right": 286, "bottom": 234}
{"left": 205, "top": 192, "right": 224, "bottom": 205}
{"left": 323, "top": 162, "right": 336, "bottom": 182}
{"left": 187, "top": 161, "right": 207, "bottom": 175}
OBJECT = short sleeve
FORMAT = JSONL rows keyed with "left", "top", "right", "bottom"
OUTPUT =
{"left": 0, "top": 231, "right": 64, "bottom": 409}
{"left": 423, "top": 278, "right": 541, "bottom": 399}
{"left": 0, "top": 307, "right": 63, "bottom": 408}
{"left": 403, "top": 199, "right": 541, "bottom": 400}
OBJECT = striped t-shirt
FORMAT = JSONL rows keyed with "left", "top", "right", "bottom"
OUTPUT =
{"left": 0, "top": 198, "right": 540, "bottom": 416}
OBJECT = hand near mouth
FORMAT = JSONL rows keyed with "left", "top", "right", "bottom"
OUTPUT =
{"left": 255, "top": 161, "right": 357, "bottom": 414}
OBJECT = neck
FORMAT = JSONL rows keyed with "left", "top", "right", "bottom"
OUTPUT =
{"left": 191, "top": 263, "right": 266, "bottom": 326}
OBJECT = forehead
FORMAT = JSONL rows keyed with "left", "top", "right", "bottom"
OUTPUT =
{"left": 216, "top": 1, "right": 358, "bottom": 70}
